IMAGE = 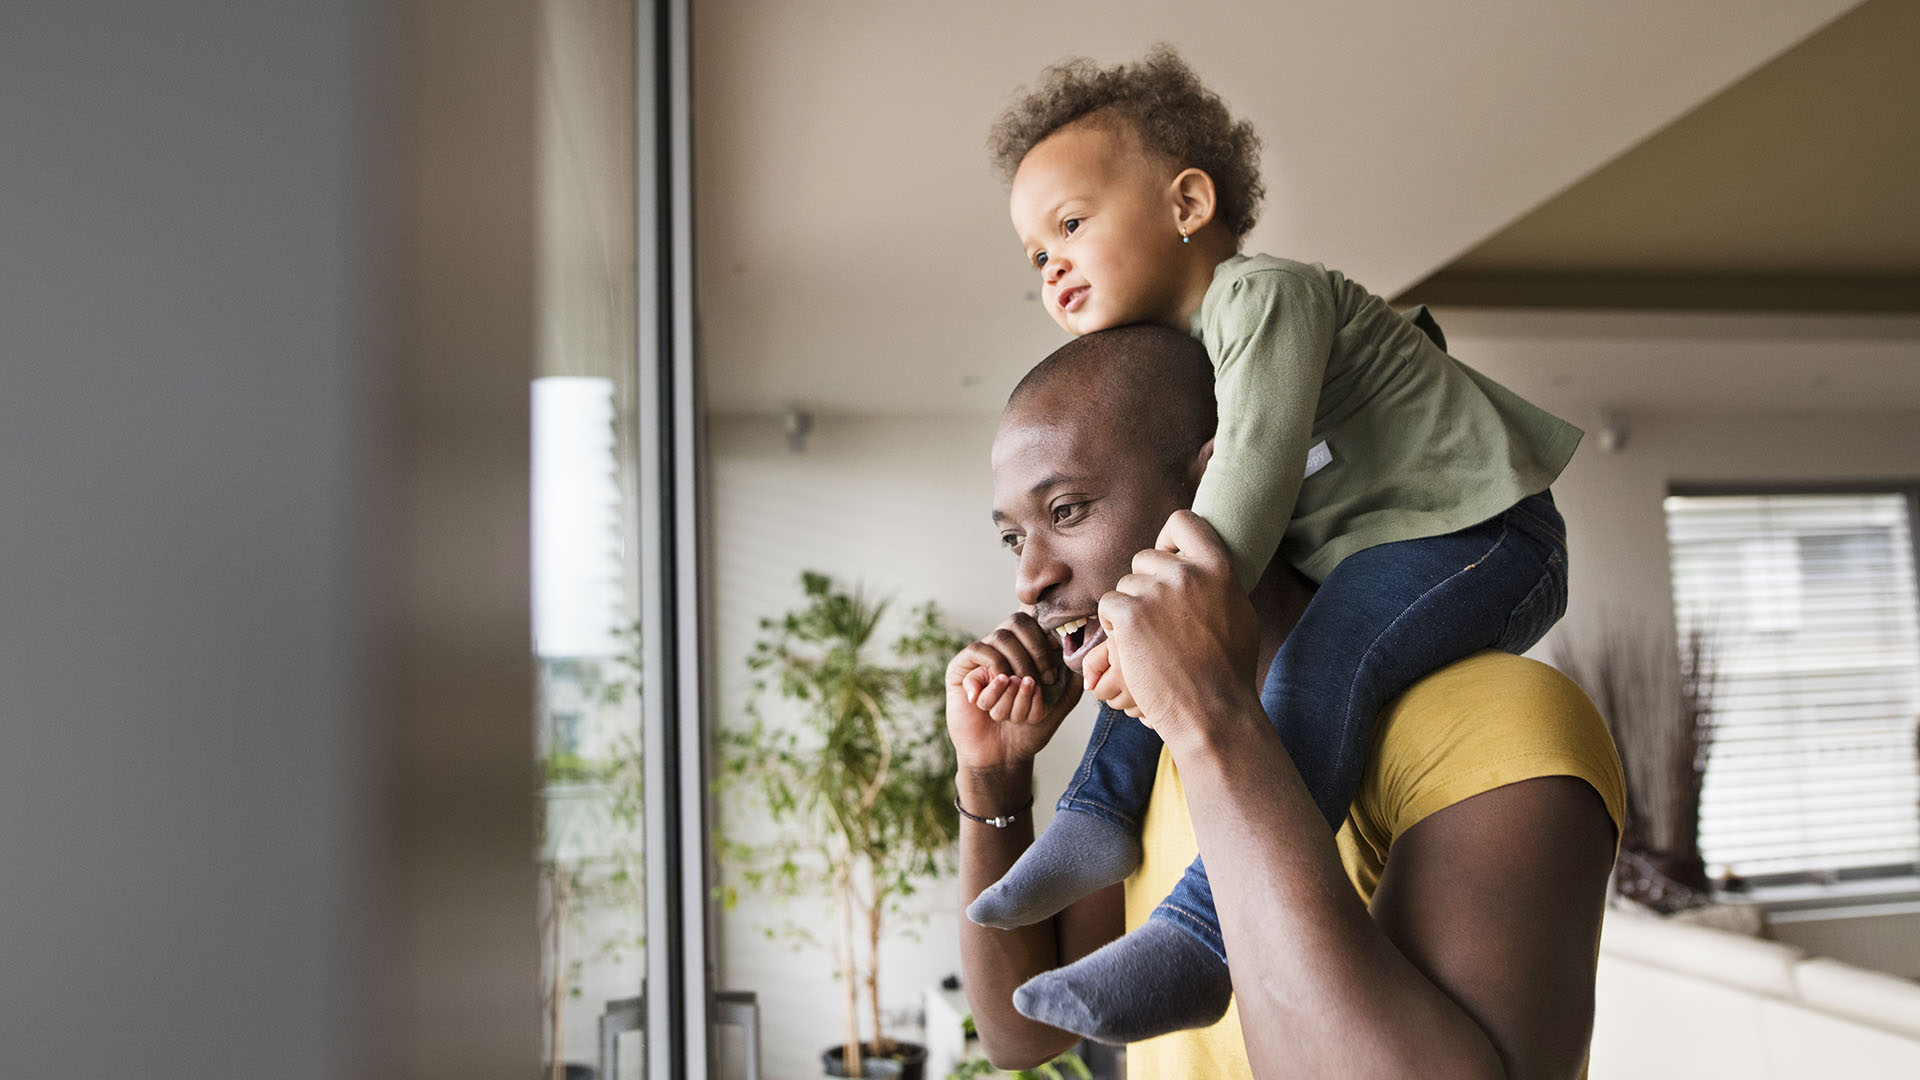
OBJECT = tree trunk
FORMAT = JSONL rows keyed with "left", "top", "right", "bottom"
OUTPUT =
{"left": 837, "top": 862, "right": 862, "bottom": 1077}
{"left": 550, "top": 872, "right": 571, "bottom": 1080}
{"left": 866, "top": 864, "right": 887, "bottom": 1057}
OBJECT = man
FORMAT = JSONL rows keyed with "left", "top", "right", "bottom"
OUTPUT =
{"left": 949, "top": 325, "right": 1624, "bottom": 1078}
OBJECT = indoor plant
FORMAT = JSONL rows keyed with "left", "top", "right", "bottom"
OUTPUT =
{"left": 716, "top": 571, "right": 970, "bottom": 1078}
{"left": 947, "top": 1013, "right": 1093, "bottom": 1080}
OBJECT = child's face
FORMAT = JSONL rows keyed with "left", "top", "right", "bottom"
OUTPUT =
{"left": 1009, "top": 121, "right": 1187, "bottom": 336}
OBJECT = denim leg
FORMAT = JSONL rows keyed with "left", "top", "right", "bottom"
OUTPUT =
{"left": 1154, "top": 490, "right": 1569, "bottom": 960}
{"left": 1055, "top": 702, "right": 1164, "bottom": 832}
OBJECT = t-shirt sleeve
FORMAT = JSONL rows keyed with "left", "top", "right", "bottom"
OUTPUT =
{"left": 1339, "top": 652, "right": 1629, "bottom": 899}
{"left": 1192, "top": 265, "right": 1335, "bottom": 591}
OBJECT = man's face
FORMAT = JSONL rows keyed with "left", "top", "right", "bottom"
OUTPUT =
{"left": 990, "top": 399, "right": 1187, "bottom": 672}
{"left": 1008, "top": 120, "right": 1184, "bottom": 336}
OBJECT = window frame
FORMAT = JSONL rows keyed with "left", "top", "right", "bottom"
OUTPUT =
{"left": 635, "top": 0, "right": 713, "bottom": 1073}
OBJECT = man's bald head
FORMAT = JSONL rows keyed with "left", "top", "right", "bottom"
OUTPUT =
{"left": 1004, "top": 324, "right": 1216, "bottom": 497}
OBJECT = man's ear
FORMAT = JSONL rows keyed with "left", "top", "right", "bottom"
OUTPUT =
{"left": 1186, "top": 437, "right": 1215, "bottom": 494}
{"left": 1169, "top": 168, "right": 1219, "bottom": 238}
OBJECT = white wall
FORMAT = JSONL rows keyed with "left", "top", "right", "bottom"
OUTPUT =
{"left": 1543, "top": 410, "right": 1920, "bottom": 647}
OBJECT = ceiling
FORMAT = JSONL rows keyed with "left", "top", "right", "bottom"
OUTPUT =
{"left": 692, "top": 0, "right": 1919, "bottom": 416}
{"left": 1401, "top": 0, "right": 1920, "bottom": 309}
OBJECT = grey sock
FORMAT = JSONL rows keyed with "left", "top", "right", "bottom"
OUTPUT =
{"left": 966, "top": 810, "right": 1142, "bottom": 929}
{"left": 1011, "top": 918, "right": 1232, "bottom": 1045}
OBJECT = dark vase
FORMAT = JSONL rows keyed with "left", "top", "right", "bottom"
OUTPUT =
{"left": 821, "top": 1041, "right": 926, "bottom": 1079}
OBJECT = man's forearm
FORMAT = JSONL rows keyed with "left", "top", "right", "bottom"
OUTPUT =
{"left": 954, "top": 764, "right": 1090, "bottom": 1069}
{"left": 1163, "top": 695, "right": 1506, "bottom": 1080}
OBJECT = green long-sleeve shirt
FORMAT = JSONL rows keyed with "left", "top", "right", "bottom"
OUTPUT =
{"left": 1190, "top": 254, "right": 1582, "bottom": 589}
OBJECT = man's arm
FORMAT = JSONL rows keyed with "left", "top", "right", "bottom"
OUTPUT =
{"left": 956, "top": 763, "right": 1124, "bottom": 1068}
{"left": 1098, "top": 512, "right": 1615, "bottom": 1079}
{"left": 946, "top": 616, "right": 1125, "bottom": 1069}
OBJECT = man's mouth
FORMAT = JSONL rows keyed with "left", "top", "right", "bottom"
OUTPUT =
{"left": 1053, "top": 615, "right": 1107, "bottom": 671}
{"left": 1057, "top": 285, "right": 1088, "bottom": 312}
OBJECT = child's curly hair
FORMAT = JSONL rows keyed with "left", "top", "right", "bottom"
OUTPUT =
{"left": 988, "top": 45, "right": 1265, "bottom": 240}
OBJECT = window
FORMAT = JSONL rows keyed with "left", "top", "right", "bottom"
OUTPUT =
{"left": 532, "top": 0, "right": 709, "bottom": 1075}
{"left": 1665, "top": 488, "right": 1920, "bottom": 883}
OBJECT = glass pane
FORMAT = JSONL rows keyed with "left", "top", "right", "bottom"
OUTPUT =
{"left": 533, "top": 2, "right": 642, "bottom": 1077}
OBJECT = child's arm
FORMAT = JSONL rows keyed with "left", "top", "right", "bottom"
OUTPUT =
{"left": 1193, "top": 265, "right": 1338, "bottom": 592}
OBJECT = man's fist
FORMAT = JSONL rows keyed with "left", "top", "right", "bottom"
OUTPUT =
{"left": 1093, "top": 510, "right": 1259, "bottom": 742}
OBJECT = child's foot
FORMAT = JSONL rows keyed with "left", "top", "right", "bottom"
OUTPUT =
{"left": 1011, "top": 919, "right": 1231, "bottom": 1044}
{"left": 965, "top": 811, "right": 1141, "bottom": 929}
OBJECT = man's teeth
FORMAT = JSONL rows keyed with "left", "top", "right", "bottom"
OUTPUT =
{"left": 1057, "top": 617, "right": 1088, "bottom": 645}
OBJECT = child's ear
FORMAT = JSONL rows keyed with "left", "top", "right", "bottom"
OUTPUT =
{"left": 1169, "top": 168, "right": 1219, "bottom": 237}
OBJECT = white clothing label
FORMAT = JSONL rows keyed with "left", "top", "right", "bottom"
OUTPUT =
{"left": 1303, "top": 440, "right": 1332, "bottom": 479}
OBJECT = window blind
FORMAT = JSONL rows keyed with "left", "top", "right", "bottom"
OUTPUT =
{"left": 1665, "top": 491, "right": 1920, "bottom": 881}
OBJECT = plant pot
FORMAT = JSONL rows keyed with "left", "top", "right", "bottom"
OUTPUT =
{"left": 820, "top": 1041, "right": 925, "bottom": 1079}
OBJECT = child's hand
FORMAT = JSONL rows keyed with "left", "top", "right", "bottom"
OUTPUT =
{"left": 1080, "top": 639, "right": 1140, "bottom": 718}
{"left": 946, "top": 613, "right": 1083, "bottom": 774}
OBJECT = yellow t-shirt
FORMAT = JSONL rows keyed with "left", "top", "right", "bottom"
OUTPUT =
{"left": 1122, "top": 651, "right": 1626, "bottom": 1079}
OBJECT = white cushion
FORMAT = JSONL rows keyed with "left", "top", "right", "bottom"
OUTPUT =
{"left": 1592, "top": 955, "right": 1773, "bottom": 1079}
{"left": 1600, "top": 907, "right": 1804, "bottom": 998}
{"left": 1758, "top": 994, "right": 1920, "bottom": 1079}
{"left": 1794, "top": 957, "right": 1920, "bottom": 1037}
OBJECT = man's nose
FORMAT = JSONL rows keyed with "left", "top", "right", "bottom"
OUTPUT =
{"left": 1014, "top": 533, "right": 1067, "bottom": 608}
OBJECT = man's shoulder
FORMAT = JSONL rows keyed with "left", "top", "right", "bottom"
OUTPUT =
{"left": 1394, "top": 651, "right": 1589, "bottom": 719}
{"left": 1357, "top": 651, "right": 1626, "bottom": 847}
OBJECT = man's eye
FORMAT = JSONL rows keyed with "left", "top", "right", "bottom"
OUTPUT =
{"left": 1063, "top": 218, "right": 1081, "bottom": 234}
{"left": 1001, "top": 532, "right": 1024, "bottom": 552}
{"left": 1033, "top": 250, "right": 1048, "bottom": 270}
{"left": 1052, "top": 502, "right": 1084, "bottom": 524}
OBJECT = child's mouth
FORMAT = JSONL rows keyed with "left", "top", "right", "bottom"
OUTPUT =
{"left": 1058, "top": 286, "right": 1087, "bottom": 312}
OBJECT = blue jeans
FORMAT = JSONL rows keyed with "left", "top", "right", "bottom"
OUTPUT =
{"left": 1055, "top": 490, "right": 1569, "bottom": 960}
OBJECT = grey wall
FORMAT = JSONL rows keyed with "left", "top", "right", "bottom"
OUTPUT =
{"left": 0, "top": 4, "right": 476, "bottom": 1074}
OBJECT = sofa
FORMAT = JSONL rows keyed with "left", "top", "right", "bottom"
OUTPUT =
{"left": 1591, "top": 905, "right": 1920, "bottom": 1078}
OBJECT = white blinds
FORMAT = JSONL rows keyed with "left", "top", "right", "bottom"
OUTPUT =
{"left": 1665, "top": 491, "right": 1920, "bottom": 880}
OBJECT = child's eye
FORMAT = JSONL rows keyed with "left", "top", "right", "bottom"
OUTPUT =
{"left": 1063, "top": 218, "right": 1081, "bottom": 235}
{"left": 1033, "top": 250, "right": 1048, "bottom": 270}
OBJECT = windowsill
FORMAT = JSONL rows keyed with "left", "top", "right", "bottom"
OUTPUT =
{"left": 1730, "top": 874, "right": 1920, "bottom": 921}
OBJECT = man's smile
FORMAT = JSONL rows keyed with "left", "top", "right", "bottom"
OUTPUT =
{"left": 1049, "top": 614, "right": 1108, "bottom": 671}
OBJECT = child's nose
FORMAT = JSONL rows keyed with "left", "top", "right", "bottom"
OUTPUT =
{"left": 1046, "top": 258, "right": 1068, "bottom": 283}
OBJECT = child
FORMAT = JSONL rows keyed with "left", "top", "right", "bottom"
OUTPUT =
{"left": 963, "top": 47, "right": 1582, "bottom": 1044}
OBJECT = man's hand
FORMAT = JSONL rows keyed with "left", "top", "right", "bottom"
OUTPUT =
{"left": 1093, "top": 510, "right": 1260, "bottom": 744}
{"left": 946, "top": 612, "right": 1083, "bottom": 775}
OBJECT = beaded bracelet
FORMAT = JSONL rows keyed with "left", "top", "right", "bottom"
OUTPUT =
{"left": 953, "top": 794, "right": 1034, "bottom": 829}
